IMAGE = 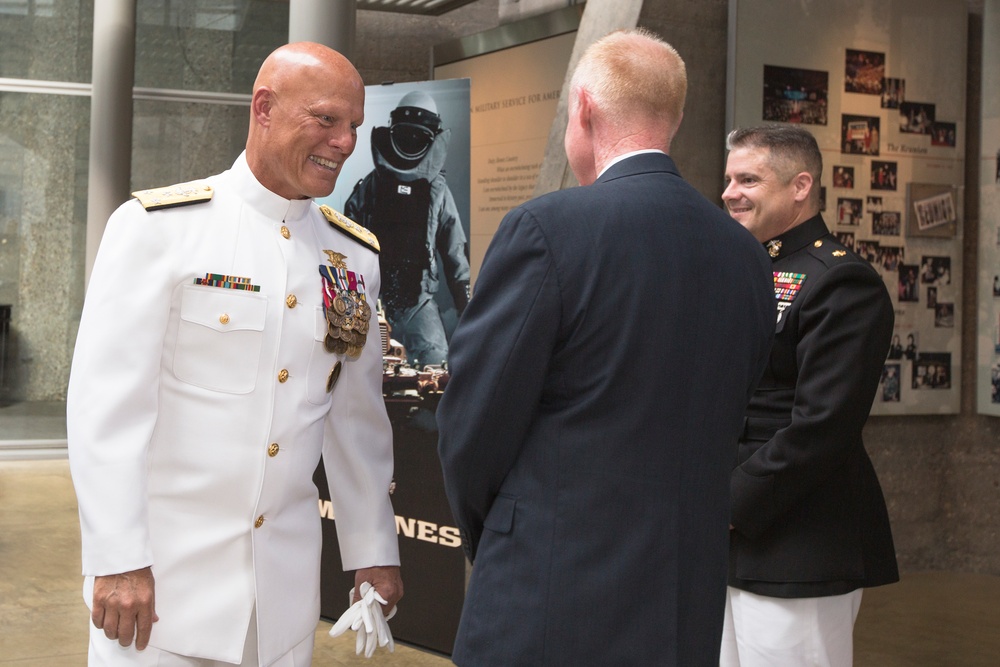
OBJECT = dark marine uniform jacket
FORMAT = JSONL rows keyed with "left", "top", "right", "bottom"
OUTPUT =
{"left": 729, "top": 214, "right": 899, "bottom": 598}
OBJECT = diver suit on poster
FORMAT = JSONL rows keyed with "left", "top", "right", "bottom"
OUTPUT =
{"left": 345, "top": 91, "right": 471, "bottom": 368}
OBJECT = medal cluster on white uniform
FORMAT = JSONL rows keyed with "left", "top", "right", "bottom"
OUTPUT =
{"left": 320, "top": 250, "right": 371, "bottom": 359}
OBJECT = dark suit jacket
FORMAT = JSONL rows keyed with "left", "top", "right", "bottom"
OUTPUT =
{"left": 437, "top": 153, "right": 775, "bottom": 666}
{"left": 729, "top": 215, "right": 899, "bottom": 598}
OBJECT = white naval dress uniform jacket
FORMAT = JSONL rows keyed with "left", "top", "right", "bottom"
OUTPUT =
{"left": 67, "top": 153, "right": 399, "bottom": 665}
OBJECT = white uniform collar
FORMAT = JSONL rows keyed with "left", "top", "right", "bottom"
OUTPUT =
{"left": 230, "top": 151, "right": 314, "bottom": 223}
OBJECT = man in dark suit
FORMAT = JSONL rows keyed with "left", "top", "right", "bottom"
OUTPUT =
{"left": 720, "top": 125, "right": 898, "bottom": 667}
{"left": 436, "top": 29, "right": 775, "bottom": 666}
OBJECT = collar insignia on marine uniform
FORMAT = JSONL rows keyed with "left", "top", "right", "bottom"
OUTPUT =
{"left": 766, "top": 239, "right": 782, "bottom": 258}
{"left": 773, "top": 271, "right": 806, "bottom": 323}
{"left": 132, "top": 181, "right": 214, "bottom": 211}
{"left": 320, "top": 205, "right": 380, "bottom": 254}
{"left": 833, "top": 250, "right": 847, "bottom": 257}
{"left": 318, "top": 251, "right": 371, "bottom": 361}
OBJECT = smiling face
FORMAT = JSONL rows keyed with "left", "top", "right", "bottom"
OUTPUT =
{"left": 247, "top": 44, "right": 365, "bottom": 200}
{"left": 722, "top": 146, "right": 810, "bottom": 242}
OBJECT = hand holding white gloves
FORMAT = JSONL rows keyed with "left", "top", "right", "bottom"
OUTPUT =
{"left": 329, "top": 581, "right": 397, "bottom": 658}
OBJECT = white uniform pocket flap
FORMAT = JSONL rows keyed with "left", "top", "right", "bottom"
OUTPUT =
{"left": 180, "top": 284, "right": 267, "bottom": 333}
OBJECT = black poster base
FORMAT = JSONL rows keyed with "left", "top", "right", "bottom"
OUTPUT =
{"left": 314, "top": 401, "right": 465, "bottom": 656}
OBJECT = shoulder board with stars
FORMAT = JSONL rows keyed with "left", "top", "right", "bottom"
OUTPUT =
{"left": 132, "top": 181, "right": 214, "bottom": 211}
{"left": 320, "top": 205, "right": 380, "bottom": 254}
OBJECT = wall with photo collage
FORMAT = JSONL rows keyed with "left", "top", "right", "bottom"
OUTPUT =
{"left": 727, "top": 0, "right": 967, "bottom": 415}
{"left": 977, "top": 0, "right": 1000, "bottom": 414}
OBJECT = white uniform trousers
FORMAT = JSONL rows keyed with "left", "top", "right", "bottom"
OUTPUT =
{"left": 88, "top": 607, "right": 314, "bottom": 667}
{"left": 719, "top": 586, "right": 863, "bottom": 667}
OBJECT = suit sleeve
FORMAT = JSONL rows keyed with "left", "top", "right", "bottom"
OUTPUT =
{"left": 436, "top": 206, "right": 561, "bottom": 562}
{"left": 67, "top": 201, "right": 172, "bottom": 576}
{"left": 323, "top": 256, "right": 401, "bottom": 570}
{"left": 731, "top": 261, "right": 894, "bottom": 539}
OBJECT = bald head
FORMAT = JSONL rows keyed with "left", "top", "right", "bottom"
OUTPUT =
{"left": 247, "top": 42, "right": 365, "bottom": 200}
{"left": 252, "top": 42, "right": 361, "bottom": 99}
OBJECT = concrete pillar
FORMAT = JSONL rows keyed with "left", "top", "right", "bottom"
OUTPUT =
{"left": 532, "top": 0, "right": 644, "bottom": 196}
{"left": 289, "top": 0, "right": 356, "bottom": 59}
{"left": 84, "top": 0, "right": 136, "bottom": 284}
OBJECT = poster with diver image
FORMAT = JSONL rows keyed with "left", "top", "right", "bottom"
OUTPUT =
{"left": 320, "top": 78, "right": 471, "bottom": 370}
{"left": 315, "top": 78, "right": 470, "bottom": 656}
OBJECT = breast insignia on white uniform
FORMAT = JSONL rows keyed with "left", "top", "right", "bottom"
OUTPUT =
{"left": 320, "top": 205, "right": 380, "bottom": 254}
{"left": 132, "top": 181, "right": 214, "bottom": 211}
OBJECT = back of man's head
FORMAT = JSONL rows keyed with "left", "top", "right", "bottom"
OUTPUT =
{"left": 571, "top": 28, "right": 687, "bottom": 141}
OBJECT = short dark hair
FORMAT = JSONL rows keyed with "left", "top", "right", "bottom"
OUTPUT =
{"left": 726, "top": 125, "right": 823, "bottom": 188}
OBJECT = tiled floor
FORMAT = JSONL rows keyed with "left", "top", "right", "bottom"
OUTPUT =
{"left": 0, "top": 457, "right": 449, "bottom": 667}
{"left": 0, "top": 401, "right": 447, "bottom": 666}
{"left": 3, "top": 402, "right": 1000, "bottom": 665}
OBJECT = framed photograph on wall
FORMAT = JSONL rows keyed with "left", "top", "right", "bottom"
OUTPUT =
{"left": 762, "top": 64, "right": 829, "bottom": 125}
{"left": 907, "top": 183, "right": 958, "bottom": 238}
{"left": 841, "top": 114, "right": 880, "bottom": 155}
{"left": 900, "top": 101, "right": 936, "bottom": 134}
{"left": 844, "top": 48, "right": 885, "bottom": 95}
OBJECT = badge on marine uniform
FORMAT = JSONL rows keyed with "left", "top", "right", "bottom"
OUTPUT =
{"left": 132, "top": 181, "right": 214, "bottom": 211}
{"left": 320, "top": 205, "right": 380, "bottom": 254}
{"left": 319, "top": 250, "right": 372, "bottom": 360}
{"left": 766, "top": 239, "right": 782, "bottom": 258}
{"left": 773, "top": 271, "right": 806, "bottom": 323}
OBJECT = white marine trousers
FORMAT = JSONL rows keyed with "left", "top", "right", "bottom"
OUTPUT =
{"left": 720, "top": 586, "right": 863, "bottom": 667}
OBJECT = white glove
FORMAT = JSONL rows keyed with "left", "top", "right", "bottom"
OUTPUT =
{"left": 329, "top": 581, "right": 397, "bottom": 658}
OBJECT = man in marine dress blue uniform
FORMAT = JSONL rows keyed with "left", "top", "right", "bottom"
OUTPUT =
{"left": 720, "top": 124, "right": 898, "bottom": 667}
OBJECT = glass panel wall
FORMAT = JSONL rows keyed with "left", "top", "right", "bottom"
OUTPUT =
{"left": 0, "top": 91, "right": 90, "bottom": 402}
{"left": 0, "top": 0, "right": 93, "bottom": 83}
{"left": 132, "top": 99, "right": 249, "bottom": 189}
{"left": 0, "top": 0, "right": 286, "bottom": 403}
{"left": 135, "top": 0, "right": 287, "bottom": 94}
